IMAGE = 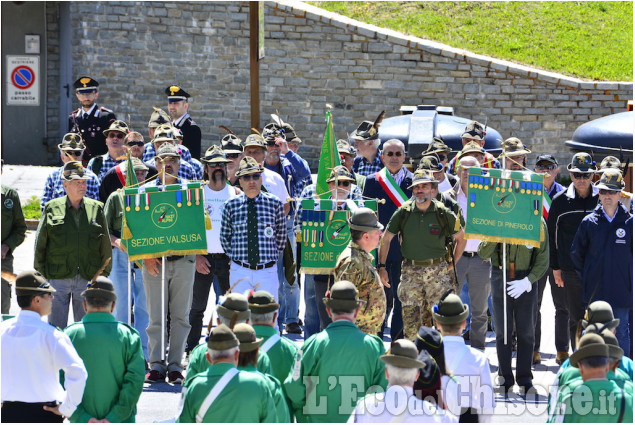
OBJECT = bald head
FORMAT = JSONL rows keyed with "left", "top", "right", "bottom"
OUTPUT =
{"left": 458, "top": 156, "right": 479, "bottom": 192}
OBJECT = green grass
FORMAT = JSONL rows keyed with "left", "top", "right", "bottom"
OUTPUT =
{"left": 309, "top": 1, "right": 632, "bottom": 81}
{"left": 22, "top": 196, "right": 41, "bottom": 220}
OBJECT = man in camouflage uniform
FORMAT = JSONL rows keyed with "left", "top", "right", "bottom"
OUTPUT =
{"left": 333, "top": 207, "right": 387, "bottom": 335}
{"left": 378, "top": 169, "right": 463, "bottom": 338}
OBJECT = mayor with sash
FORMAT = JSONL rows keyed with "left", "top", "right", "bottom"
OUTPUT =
{"left": 362, "top": 138, "right": 412, "bottom": 341}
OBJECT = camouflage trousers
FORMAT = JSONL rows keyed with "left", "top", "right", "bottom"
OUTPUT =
{"left": 398, "top": 260, "right": 456, "bottom": 339}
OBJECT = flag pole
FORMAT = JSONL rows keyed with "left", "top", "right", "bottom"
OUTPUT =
{"left": 161, "top": 256, "right": 166, "bottom": 362}
{"left": 502, "top": 155, "right": 508, "bottom": 346}
{"left": 127, "top": 259, "right": 132, "bottom": 325}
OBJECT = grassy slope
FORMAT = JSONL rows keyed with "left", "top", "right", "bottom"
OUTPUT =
{"left": 309, "top": 1, "right": 633, "bottom": 81}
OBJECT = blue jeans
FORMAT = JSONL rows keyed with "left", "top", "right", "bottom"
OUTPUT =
{"left": 381, "top": 260, "right": 403, "bottom": 340}
{"left": 613, "top": 308, "right": 631, "bottom": 357}
{"left": 278, "top": 219, "right": 300, "bottom": 327}
{"left": 303, "top": 274, "right": 321, "bottom": 339}
{"left": 491, "top": 268, "right": 537, "bottom": 386}
{"left": 110, "top": 248, "right": 149, "bottom": 360}
{"left": 460, "top": 277, "right": 495, "bottom": 335}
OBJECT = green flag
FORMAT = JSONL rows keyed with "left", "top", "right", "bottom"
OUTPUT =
{"left": 125, "top": 150, "right": 138, "bottom": 188}
{"left": 316, "top": 109, "right": 341, "bottom": 199}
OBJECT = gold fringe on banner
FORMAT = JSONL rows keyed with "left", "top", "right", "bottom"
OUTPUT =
{"left": 122, "top": 216, "right": 133, "bottom": 239}
{"left": 464, "top": 233, "right": 541, "bottom": 249}
{"left": 128, "top": 249, "right": 207, "bottom": 262}
{"left": 204, "top": 209, "right": 212, "bottom": 230}
{"left": 300, "top": 267, "right": 335, "bottom": 275}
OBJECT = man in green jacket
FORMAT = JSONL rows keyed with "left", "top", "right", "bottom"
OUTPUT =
{"left": 177, "top": 324, "right": 278, "bottom": 423}
{"left": 249, "top": 290, "right": 299, "bottom": 384}
{"left": 1, "top": 166, "right": 27, "bottom": 314}
{"left": 64, "top": 277, "right": 145, "bottom": 423}
{"left": 35, "top": 161, "right": 112, "bottom": 329}
{"left": 548, "top": 332, "right": 633, "bottom": 423}
{"left": 284, "top": 280, "right": 387, "bottom": 422}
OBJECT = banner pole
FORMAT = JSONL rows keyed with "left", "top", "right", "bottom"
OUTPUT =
{"left": 502, "top": 156, "right": 508, "bottom": 346}
{"left": 127, "top": 255, "right": 132, "bottom": 325}
{"left": 161, "top": 256, "right": 166, "bottom": 362}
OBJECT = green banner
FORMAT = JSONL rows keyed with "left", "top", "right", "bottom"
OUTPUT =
{"left": 464, "top": 167, "right": 545, "bottom": 248}
{"left": 122, "top": 183, "right": 208, "bottom": 260}
{"left": 299, "top": 199, "right": 377, "bottom": 274}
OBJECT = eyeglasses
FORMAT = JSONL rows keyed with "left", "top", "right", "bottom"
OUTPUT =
{"left": 384, "top": 151, "right": 403, "bottom": 157}
{"left": 225, "top": 153, "right": 241, "bottom": 159}
{"left": 572, "top": 172, "right": 591, "bottom": 180}
{"left": 241, "top": 173, "right": 261, "bottom": 181}
{"left": 127, "top": 140, "right": 144, "bottom": 147}
{"left": 66, "top": 150, "right": 83, "bottom": 156}
{"left": 207, "top": 163, "right": 225, "bottom": 169}
{"left": 108, "top": 133, "right": 125, "bottom": 139}
{"left": 599, "top": 189, "right": 619, "bottom": 195}
{"left": 266, "top": 141, "right": 278, "bottom": 147}
{"left": 437, "top": 154, "right": 447, "bottom": 161}
{"left": 536, "top": 164, "right": 556, "bottom": 171}
{"left": 337, "top": 181, "right": 351, "bottom": 187}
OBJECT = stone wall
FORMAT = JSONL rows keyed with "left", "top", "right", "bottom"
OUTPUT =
{"left": 47, "top": 1, "right": 632, "bottom": 168}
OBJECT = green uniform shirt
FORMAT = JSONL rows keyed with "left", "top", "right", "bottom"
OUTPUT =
{"left": 35, "top": 196, "right": 112, "bottom": 280}
{"left": 284, "top": 320, "right": 387, "bottom": 423}
{"left": 559, "top": 368, "right": 632, "bottom": 392}
{"left": 333, "top": 242, "right": 386, "bottom": 335}
{"left": 386, "top": 199, "right": 460, "bottom": 261}
{"left": 1, "top": 185, "right": 27, "bottom": 260}
{"left": 104, "top": 190, "right": 124, "bottom": 236}
{"left": 185, "top": 341, "right": 272, "bottom": 387}
{"left": 253, "top": 325, "right": 298, "bottom": 384}
{"left": 239, "top": 363, "right": 290, "bottom": 423}
{"left": 64, "top": 312, "right": 145, "bottom": 423}
{"left": 477, "top": 220, "right": 549, "bottom": 283}
{"left": 177, "top": 362, "right": 278, "bottom": 423}
{"left": 548, "top": 379, "right": 633, "bottom": 423}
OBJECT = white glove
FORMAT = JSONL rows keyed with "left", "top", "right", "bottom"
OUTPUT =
{"left": 507, "top": 277, "right": 532, "bottom": 299}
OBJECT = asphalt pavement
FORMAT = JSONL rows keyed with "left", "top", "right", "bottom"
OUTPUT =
{"left": 2, "top": 164, "right": 560, "bottom": 422}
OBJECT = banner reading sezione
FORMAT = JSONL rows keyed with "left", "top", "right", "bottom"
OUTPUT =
{"left": 122, "top": 183, "right": 208, "bottom": 260}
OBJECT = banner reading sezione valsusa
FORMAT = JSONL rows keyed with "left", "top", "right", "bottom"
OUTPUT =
{"left": 121, "top": 183, "right": 208, "bottom": 260}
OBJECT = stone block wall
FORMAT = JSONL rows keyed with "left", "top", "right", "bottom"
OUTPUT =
{"left": 45, "top": 1, "right": 632, "bottom": 168}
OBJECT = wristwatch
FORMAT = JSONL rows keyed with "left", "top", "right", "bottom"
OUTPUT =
{"left": 376, "top": 263, "right": 386, "bottom": 269}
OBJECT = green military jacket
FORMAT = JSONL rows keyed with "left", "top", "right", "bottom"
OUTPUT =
{"left": 239, "top": 363, "right": 290, "bottom": 423}
{"left": 35, "top": 196, "right": 112, "bottom": 280}
{"left": 177, "top": 362, "right": 278, "bottom": 423}
{"left": 104, "top": 190, "right": 124, "bottom": 236}
{"left": 185, "top": 341, "right": 272, "bottom": 387}
{"left": 1, "top": 185, "right": 26, "bottom": 262}
{"left": 477, "top": 220, "right": 549, "bottom": 283}
{"left": 386, "top": 198, "right": 461, "bottom": 261}
{"left": 253, "top": 325, "right": 298, "bottom": 384}
{"left": 333, "top": 242, "right": 386, "bottom": 335}
{"left": 284, "top": 320, "right": 387, "bottom": 423}
{"left": 64, "top": 312, "right": 145, "bottom": 423}
{"left": 548, "top": 379, "right": 633, "bottom": 423}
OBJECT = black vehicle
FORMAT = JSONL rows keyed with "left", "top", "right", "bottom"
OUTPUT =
{"left": 378, "top": 105, "right": 503, "bottom": 160}
{"left": 565, "top": 111, "right": 634, "bottom": 155}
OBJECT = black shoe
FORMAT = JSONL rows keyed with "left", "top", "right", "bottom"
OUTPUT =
{"left": 285, "top": 322, "right": 303, "bottom": 334}
{"left": 518, "top": 383, "right": 535, "bottom": 396}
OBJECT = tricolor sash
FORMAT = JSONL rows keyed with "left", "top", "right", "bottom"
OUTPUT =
{"left": 375, "top": 168, "right": 408, "bottom": 207}
{"left": 542, "top": 188, "right": 552, "bottom": 219}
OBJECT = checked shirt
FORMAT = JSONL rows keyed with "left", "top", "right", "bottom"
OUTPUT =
{"left": 41, "top": 166, "right": 100, "bottom": 211}
{"left": 352, "top": 153, "right": 383, "bottom": 177}
{"left": 87, "top": 154, "right": 125, "bottom": 181}
{"left": 143, "top": 145, "right": 202, "bottom": 180}
{"left": 220, "top": 192, "right": 286, "bottom": 265}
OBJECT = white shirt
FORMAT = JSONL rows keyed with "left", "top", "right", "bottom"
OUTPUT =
{"left": 204, "top": 184, "right": 238, "bottom": 253}
{"left": 455, "top": 186, "right": 481, "bottom": 253}
{"left": 1, "top": 310, "right": 87, "bottom": 418}
{"left": 442, "top": 336, "right": 495, "bottom": 421}
{"left": 173, "top": 112, "right": 190, "bottom": 127}
{"left": 262, "top": 168, "right": 290, "bottom": 207}
{"left": 348, "top": 385, "right": 458, "bottom": 423}
{"left": 437, "top": 176, "right": 452, "bottom": 193}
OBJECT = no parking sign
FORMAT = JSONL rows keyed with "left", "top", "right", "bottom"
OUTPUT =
{"left": 6, "top": 56, "right": 39, "bottom": 105}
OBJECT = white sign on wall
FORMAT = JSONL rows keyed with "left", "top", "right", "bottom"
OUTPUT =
{"left": 6, "top": 55, "right": 39, "bottom": 106}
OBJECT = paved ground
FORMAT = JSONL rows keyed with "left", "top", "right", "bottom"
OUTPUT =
{"left": 2, "top": 165, "right": 561, "bottom": 422}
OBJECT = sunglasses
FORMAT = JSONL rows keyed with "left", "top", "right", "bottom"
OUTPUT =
{"left": 127, "top": 141, "right": 144, "bottom": 147}
{"left": 266, "top": 141, "right": 278, "bottom": 147}
{"left": 337, "top": 181, "right": 351, "bottom": 187}
{"left": 437, "top": 154, "right": 447, "bottom": 161}
{"left": 384, "top": 151, "right": 403, "bottom": 157}
{"left": 572, "top": 172, "right": 591, "bottom": 180}
{"left": 241, "top": 173, "right": 261, "bottom": 181}
{"left": 225, "top": 153, "right": 241, "bottom": 159}
{"left": 66, "top": 150, "right": 83, "bottom": 156}
{"left": 599, "top": 189, "right": 619, "bottom": 195}
{"left": 108, "top": 133, "right": 125, "bottom": 139}
{"left": 536, "top": 164, "right": 556, "bottom": 171}
{"left": 207, "top": 163, "right": 226, "bottom": 169}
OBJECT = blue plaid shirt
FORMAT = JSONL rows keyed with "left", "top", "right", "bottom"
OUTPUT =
{"left": 41, "top": 166, "right": 100, "bottom": 211}
{"left": 87, "top": 153, "right": 125, "bottom": 181}
{"left": 145, "top": 158, "right": 200, "bottom": 181}
{"left": 220, "top": 192, "right": 286, "bottom": 265}
{"left": 353, "top": 153, "right": 383, "bottom": 177}
{"left": 294, "top": 183, "right": 363, "bottom": 232}
{"left": 265, "top": 150, "right": 311, "bottom": 216}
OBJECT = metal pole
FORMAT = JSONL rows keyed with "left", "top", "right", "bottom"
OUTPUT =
{"left": 161, "top": 256, "right": 166, "bottom": 362}
{"left": 502, "top": 155, "right": 508, "bottom": 346}
{"left": 249, "top": 2, "right": 260, "bottom": 132}
{"left": 127, "top": 256, "right": 132, "bottom": 325}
